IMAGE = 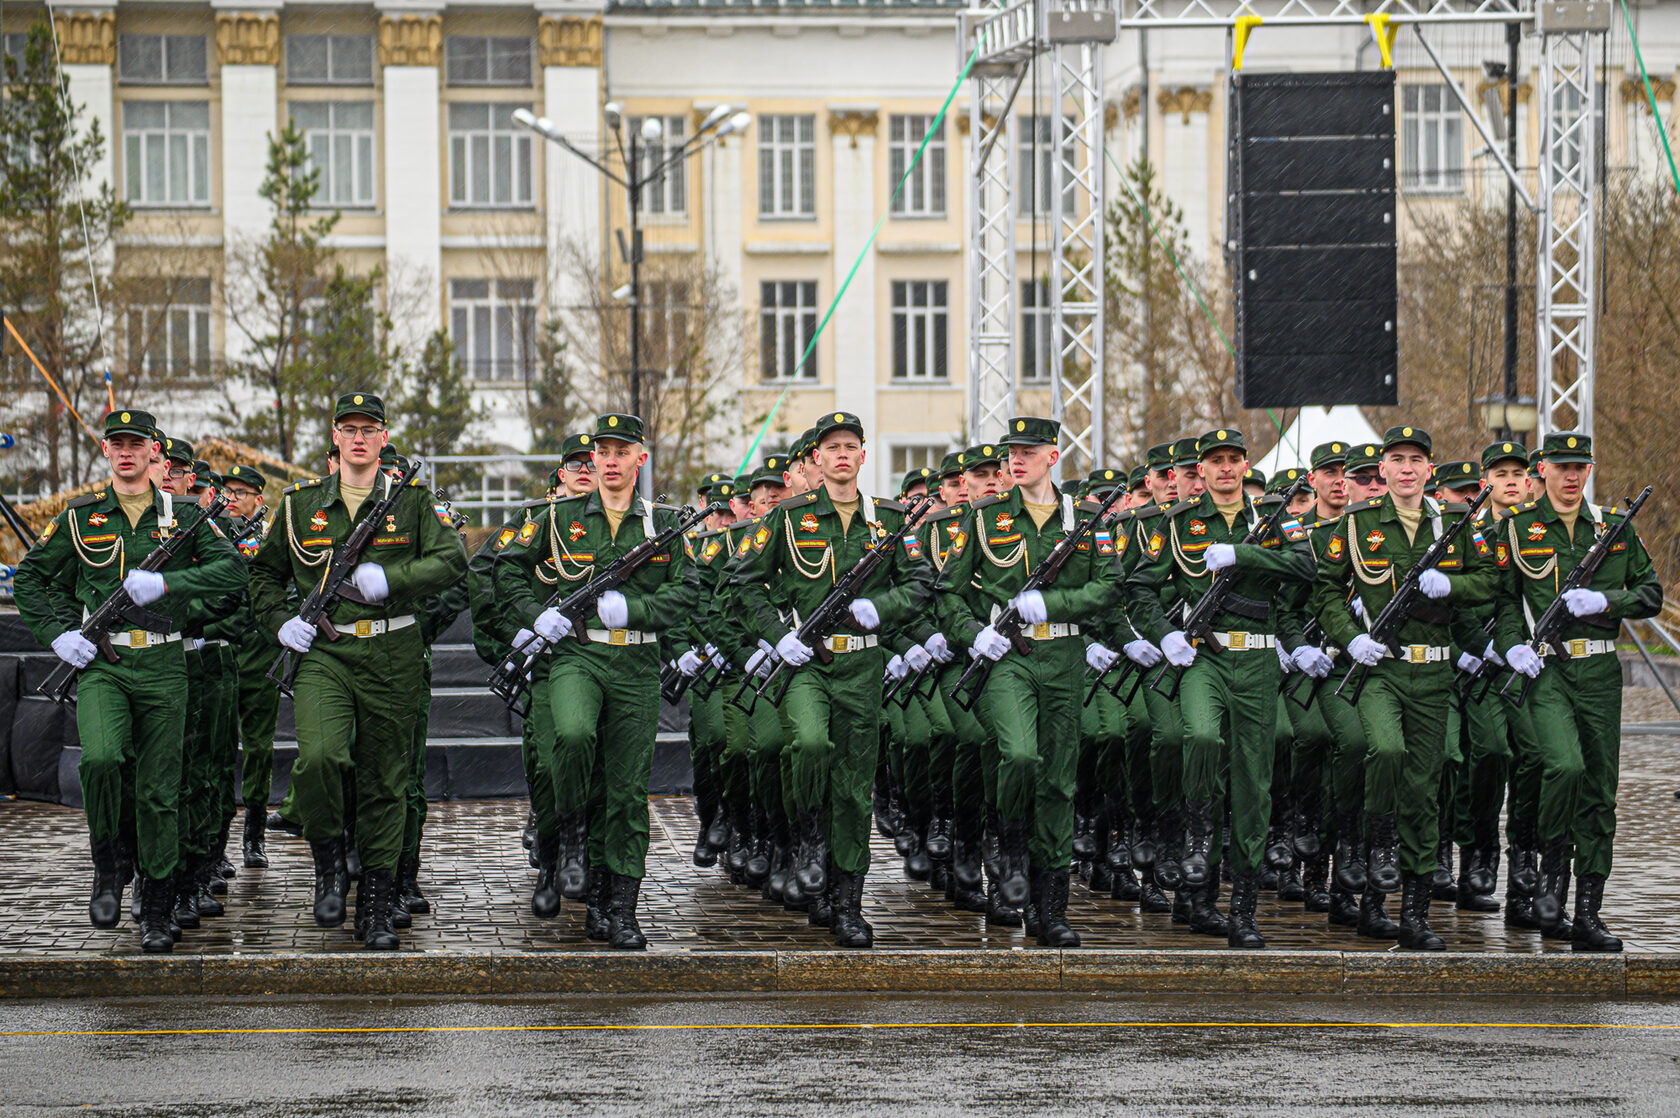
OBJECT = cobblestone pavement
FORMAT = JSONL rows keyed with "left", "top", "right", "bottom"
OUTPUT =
{"left": 2, "top": 728, "right": 1676, "bottom": 959}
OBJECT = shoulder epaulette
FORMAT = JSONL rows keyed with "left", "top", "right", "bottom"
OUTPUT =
{"left": 1441, "top": 501, "right": 1471, "bottom": 514}
{"left": 522, "top": 495, "right": 558, "bottom": 511}
{"left": 66, "top": 491, "right": 105, "bottom": 510}
{"left": 1519, "top": 500, "right": 1538, "bottom": 512}
{"left": 1343, "top": 498, "right": 1383, "bottom": 514}
{"left": 1163, "top": 498, "right": 1202, "bottom": 518}
{"left": 1110, "top": 507, "right": 1139, "bottom": 525}
{"left": 282, "top": 477, "right": 321, "bottom": 495}
{"left": 925, "top": 506, "right": 962, "bottom": 523}
{"left": 970, "top": 494, "right": 1008, "bottom": 511}
{"left": 874, "top": 496, "right": 907, "bottom": 513}
{"left": 1599, "top": 503, "right": 1622, "bottom": 517}
{"left": 786, "top": 491, "right": 820, "bottom": 507}
{"left": 550, "top": 492, "right": 588, "bottom": 505}
{"left": 691, "top": 526, "right": 726, "bottom": 542}
{"left": 1076, "top": 498, "right": 1105, "bottom": 515}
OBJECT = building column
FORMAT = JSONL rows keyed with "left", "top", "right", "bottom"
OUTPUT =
{"left": 1157, "top": 86, "right": 1213, "bottom": 258}
{"left": 378, "top": 11, "right": 443, "bottom": 351}
{"left": 538, "top": 10, "right": 603, "bottom": 323}
{"left": 829, "top": 106, "right": 879, "bottom": 493}
{"left": 53, "top": 10, "right": 116, "bottom": 192}
{"left": 216, "top": 11, "right": 280, "bottom": 365}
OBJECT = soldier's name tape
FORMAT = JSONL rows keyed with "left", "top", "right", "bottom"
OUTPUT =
{"left": 331, "top": 615, "right": 415, "bottom": 638}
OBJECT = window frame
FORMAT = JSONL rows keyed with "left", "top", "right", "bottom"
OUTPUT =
{"left": 447, "top": 102, "right": 535, "bottom": 210}
{"left": 117, "top": 34, "right": 209, "bottom": 86}
{"left": 1020, "top": 277, "right": 1054, "bottom": 384}
{"left": 888, "top": 113, "right": 946, "bottom": 218}
{"left": 1017, "top": 114, "right": 1078, "bottom": 218}
{"left": 448, "top": 277, "right": 537, "bottom": 383}
{"left": 289, "top": 100, "right": 377, "bottom": 209}
{"left": 890, "top": 279, "right": 950, "bottom": 383}
{"left": 445, "top": 36, "right": 533, "bottom": 88}
{"left": 122, "top": 100, "right": 212, "bottom": 208}
{"left": 284, "top": 34, "right": 375, "bottom": 87}
{"left": 1401, "top": 83, "right": 1464, "bottom": 194}
{"left": 757, "top": 113, "right": 817, "bottom": 220}
{"left": 629, "top": 114, "right": 688, "bottom": 218}
{"left": 759, "top": 279, "right": 819, "bottom": 383}
{"left": 126, "top": 278, "right": 213, "bottom": 380}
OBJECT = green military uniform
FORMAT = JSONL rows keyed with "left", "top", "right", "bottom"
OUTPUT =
{"left": 13, "top": 410, "right": 245, "bottom": 951}
{"left": 1309, "top": 426, "right": 1499, "bottom": 950}
{"left": 248, "top": 394, "right": 467, "bottom": 947}
{"left": 1124, "top": 429, "right": 1313, "bottom": 946}
{"left": 730, "top": 412, "right": 934, "bottom": 948}
{"left": 935, "top": 417, "right": 1120, "bottom": 946}
{"left": 220, "top": 464, "right": 283, "bottom": 870}
{"left": 1494, "top": 431, "right": 1661, "bottom": 949}
{"left": 675, "top": 472, "right": 738, "bottom": 868}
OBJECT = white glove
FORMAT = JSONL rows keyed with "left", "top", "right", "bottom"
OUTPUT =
{"left": 1204, "top": 543, "right": 1237, "bottom": 572}
{"left": 677, "top": 649, "right": 705, "bottom": 677}
{"left": 191, "top": 638, "right": 205, "bottom": 652}
{"left": 51, "top": 630, "right": 97, "bottom": 668}
{"left": 704, "top": 643, "right": 719, "bottom": 659}
{"left": 1457, "top": 651, "right": 1482, "bottom": 675}
{"left": 1123, "top": 638, "right": 1162, "bottom": 668}
{"left": 745, "top": 648, "right": 772, "bottom": 678}
{"left": 1346, "top": 633, "right": 1385, "bottom": 666}
{"left": 1563, "top": 588, "right": 1609, "bottom": 618}
{"left": 512, "top": 627, "right": 539, "bottom": 653}
{"left": 1506, "top": 644, "right": 1543, "bottom": 678}
{"left": 534, "top": 607, "right": 572, "bottom": 642}
{"left": 278, "top": 616, "right": 316, "bottom": 654}
{"left": 1012, "top": 589, "right": 1048, "bottom": 625}
{"left": 776, "top": 631, "right": 814, "bottom": 666}
{"left": 925, "top": 632, "right": 953, "bottom": 663}
{"left": 1293, "top": 645, "right": 1334, "bottom": 678}
{"left": 1276, "top": 641, "right": 1294, "bottom": 673}
{"left": 123, "top": 569, "right": 167, "bottom": 606}
{"left": 973, "top": 625, "right": 1011, "bottom": 662}
{"left": 1350, "top": 597, "right": 1365, "bottom": 620}
{"left": 1161, "top": 630, "right": 1197, "bottom": 668}
{"left": 885, "top": 654, "right": 908, "bottom": 681}
{"left": 1085, "top": 642, "right": 1118, "bottom": 674}
{"left": 849, "top": 598, "right": 880, "bottom": 631}
{"left": 904, "top": 644, "right": 933, "bottom": 672}
{"left": 711, "top": 651, "right": 729, "bottom": 672}
{"left": 1483, "top": 641, "right": 1504, "bottom": 668}
{"left": 596, "top": 589, "right": 629, "bottom": 628}
{"left": 1418, "top": 569, "right": 1451, "bottom": 600}
{"left": 351, "top": 562, "right": 389, "bottom": 603}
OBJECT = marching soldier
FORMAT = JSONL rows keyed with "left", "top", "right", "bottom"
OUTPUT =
{"left": 1493, "top": 431, "right": 1661, "bottom": 950}
{"left": 220, "top": 464, "right": 279, "bottom": 871}
{"left": 190, "top": 459, "right": 247, "bottom": 900}
{"left": 14, "top": 409, "right": 245, "bottom": 952}
{"left": 248, "top": 393, "right": 467, "bottom": 950}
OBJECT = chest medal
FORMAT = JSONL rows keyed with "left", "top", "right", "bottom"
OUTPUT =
{"left": 310, "top": 510, "right": 329, "bottom": 532}
{"left": 1365, "top": 529, "right": 1386, "bottom": 551}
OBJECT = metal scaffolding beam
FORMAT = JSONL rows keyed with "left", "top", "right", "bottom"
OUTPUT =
{"left": 1050, "top": 34, "right": 1108, "bottom": 477}
{"left": 1120, "top": 0, "right": 1526, "bottom": 28}
{"left": 966, "top": 62, "right": 1023, "bottom": 447}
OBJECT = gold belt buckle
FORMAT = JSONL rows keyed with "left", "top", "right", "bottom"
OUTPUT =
{"left": 609, "top": 629, "right": 628, "bottom": 646}
{"left": 830, "top": 635, "right": 849, "bottom": 654}
{"left": 1032, "top": 622, "right": 1050, "bottom": 640}
{"left": 1407, "top": 644, "right": 1429, "bottom": 664}
{"left": 354, "top": 619, "right": 374, "bottom": 637}
{"left": 1228, "top": 631, "right": 1249, "bottom": 650}
{"left": 128, "top": 629, "right": 147, "bottom": 648}
{"left": 1568, "top": 638, "right": 1588, "bottom": 657}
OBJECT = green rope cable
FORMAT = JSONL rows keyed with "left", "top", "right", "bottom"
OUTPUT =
{"left": 736, "top": 44, "right": 982, "bottom": 474}
{"left": 1621, "top": 0, "right": 1680, "bottom": 198}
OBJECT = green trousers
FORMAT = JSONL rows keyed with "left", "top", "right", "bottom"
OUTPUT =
{"left": 1177, "top": 647, "right": 1282, "bottom": 875}
{"left": 1143, "top": 678, "right": 1185, "bottom": 823}
{"left": 1285, "top": 678, "right": 1333, "bottom": 839}
{"left": 523, "top": 674, "right": 556, "bottom": 832}
{"left": 938, "top": 660, "right": 987, "bottom": 842}
{"left": 177, "top": 647, "right": 214, "bottom": 860}
{"left": 776, "top": 647, "right": 884, "bottom": 875}
{"left": 1317, "top": 667, "right": 1369, "bottom": 831}
{"left": 402, "top": 656, "right": 432, "bottom": 858}
{"left": 1455, "top": 690, "right": 1514, "bottom": 846}
{"left": 77, "top": 644, "right": 188, "bottom": 879}
{"left": 978, "top": 636, "right": 1083, "bottom": 872}
{"left": 290, "top": 626, "right": 425, "bottom": 875}
{"left": 544, "top": 645, "right": 660, "bottom": 878}
{"left": 236, "top": 634, "right": 281, "bottom": 808}
{"left": 211, "top": 643, "right": 240, "bottom": 840}
{"left": 1354, "top": 660, "right": 1450, "bottom": 877}
{"left": 1527, "top": 652, "right": 1623, "bottom": 876}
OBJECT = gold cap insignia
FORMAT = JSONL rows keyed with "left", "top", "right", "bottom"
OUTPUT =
{"left": 983, "top": 445, "right": 994, "bottom": 455}
{"left": 120, "top": 412, "right": 131, "bottom": 423}
{"left": 608, "top": 416, "right": 619, "bottom": 428}
{"left": 1332, "top": 443, "right": 1341, "bottom": 452}
{"left": 1016, "top": 421, "right": 1026, "bottom": 432}
{"left": 580, "top": 435, "right": 589, "bottom": 444}
{"left": 1567, "top": 436, "right": 1577, "bottom": 448}
{"left": 834, "top": 413, "right": 844, "bottom": 422}
{"left": 353, "top": 394, "right": 364, "bottom": 405}
{"left": 1402, "top": 427, "right": 1413, "bottom": 437}
{"left": 1217, "top": 430, "right": 1228, "bottom": 440}
{"left": 1503, "top": 443, "right": 1513, "bottom": 452}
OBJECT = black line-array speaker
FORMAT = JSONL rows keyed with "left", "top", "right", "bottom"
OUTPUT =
{"left": 1228, "top": 71, "right": 1398, "bottom": 408}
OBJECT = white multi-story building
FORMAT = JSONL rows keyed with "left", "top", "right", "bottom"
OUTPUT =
{"left": 8, "top": 1, "right": 1679, "bottom": 494}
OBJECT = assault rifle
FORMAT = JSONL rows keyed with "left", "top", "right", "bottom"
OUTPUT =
{"left": 39, "top": 493, "right": 229, "bottom": 704}
{"left": 268, "top": 459, "right": 423, "bottom": 697}
{"left": 1500, "top": 486, "right": 1651, "bottom": 707}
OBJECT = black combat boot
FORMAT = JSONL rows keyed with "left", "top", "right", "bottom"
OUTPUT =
{"left": 1138, "top": 869, "right": 1172, "bottom": 914}
{"left": 1181, "top": 800, "right": 1216, "bottom": 888}
{"left": 1457, "top": 842, "right": 1500, "bottom": 912}
{"left": 1534, "top": 837, "right": 1571, "bottom": 927}
{"left": 584, "top": 868, "right": 610, "bottom": 941}
{"left": 1303, "top": 853, "right": 1332, "bottom": 913}
{"left": 873, "top": 778, "right": 896, "bottom": 841}
{"left": 692, "top": 800, "right": 719, "bottom": 868}
{"left": 1105, "top": 794, "right": 1131, "bottom": 876}
{"left": 765, "top": 838, "right": 789, "bottom": 904}
{"left": 88, "top": 837, "right": 123, "bottom": 928}
{"left": 1506, "top": 813, "right": 1539, "bottom": 897}
{"left": 1071, "top": 794, "right": 1098, "bottom": 863}
{"left": 1088, "top": 855, "right": 1113, "bottom": 896}
{"left": 807, "top": 857, "right": 836, "bottom": 927}
{"left": 556, "top": 811, "right": 590, "bottom": 900}
{"left": 212, "top": 819, "right": 236, "bottom": 887}
{"left": 531, "top": 831, "right": 561, "bottom": 918}
{"left": 1188, "top": 878, "right": 1228, "bottom": 937}
{"left": 1291, "top": 783, "right": 1322, "bottom": 860}
{"left": 1398, "top": 873, "right": 1445, "bottom": 950}
{"left": 138, "top": 875, "right": 175, "bottom": 954}
{"left": 1109, "top": 861, "right": 1141, "bottom": 903}
{"left": 171, "top": 859, "right": 201, "bottom": 930}
{"left": 1356, "top": 884, "right": 1400, "bottom": 940}
{"left": 360, "top": 868, "right": 399, "bottom": 950}
{"left": 1277, "top": 863, "right": 1305, "bottom": 903}
{"left": 1429, "top": 835, "right": 1457, "bottom": 901}
{"left": 242, "top": 806, "right": 268, "bottom": 869}
{"left": 795, "top": 810, "right": 827, "bottom": 897}
{"left": 1505, "top": 884, "right": 1540, "bottom": 929}
{"left": 343, "top": 824, "right": 362, "bottom": 882}
{"left": 744, "top": 805, "right": 771, "bottom": 888}
{"left": 782, "top": 859, "right": 807, "bottom": 912}
{"left": 891, "top": 786, "right": 915, "bottom": 858}
{"left": 1035, "top": 869, "right": 1080, "bottom": 948}
{"left": 1365, "top": 812, "right": 1401, "bottom": 894}
{"left": 724, "top": 798, "right": 750, "bottom": 882}
{"left": 1227, "top": 870, "right": 1265, "bottom": 949}
{"left": 995, "top": 817, "right": 1031, "bottom": 907}
{"left": 926, "top": 784, "right": 954, "bottom": 863}
{"left": 1571, "top": 875, "right": 1622, "bottom": 953}
{"left": 1171, "top": 888, "right": 1192, "bottom": 926}
{"left": 704, "top": 805, "right": 730, "bottom": 859}
{"left": 398, "top": 853, "right": 429, "bottom": 915}
{"left": 1264, "top": 822, "right": 1294, "bottom": 873}
{"left": 1328, "top": 888, "right": 1360, "bottom": 928}
{"left": 1023, "top": 872, "right": 1041, "bottom": 939}
{"left": 951, "top": 835, "right": 983, "bottom": 894}
{"left": 266, "top": 810, "right": 302, "bottom": 837}
{"left": 522, "top": 807, "right": 537, "bottom": 853}
{"left": 830, "top": 871, "right": 874, "bottom": 949}
{"left": 311, "top": 837, "right": 348, "bottom": 927}
{"left": 902, "top": 814, "right": 932, "bottom": 882}
{"left": 607, "top": 874, "right": 647, "bottom": 950}
{"left": 1154, "top": 810, "right": 1184, "bottom": 892}
{"left": 985, "top": 874, "right": 1022, "bottom": 927}
{"left": 1332, "top": 808, "right": 1366, "bottom": 893}
{"left": 194, "top": 857, "right": 225, "bottom": 918}
{"left": 1541, "top": 862, "right": 1575, "bottom": 942}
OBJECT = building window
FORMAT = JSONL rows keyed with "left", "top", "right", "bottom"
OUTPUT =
{"left": 285, "top": 35, "right": 374, "bottom": 86}
{"left": 759, "top": 280, "right": 818, "bottom": 382}
{"left": 445, "top": 36, "right": 531, "bottom": 87}
{"left": 1401, "top": 84, "right": 1463, "bottom": 192}
{"left": 291, "top": 102, "right": 375, "bottom": 208}
{"left": 449, "top": 278, "right": 535, "bottom": 381}
{"left": 122, "top": 101, "right": 210, "bottom": 206}
{"left": 891, "top": 280, "right": 949, "bottom": 382}
{"left": 1018, "top": 115, "right": 1076, "bottom": 217}
{"left": 630, "top": 115, "right": 687, "bottom": 216}
{"left": 889, "top": 114, "right": 945, "bottom": 217}
{"left": 757, "top": 114, "right": 815, "bottom": 218}
{"left": 448, "top": 103, "right": 533, "bottom": 208}
{"left": 117, "top": 34, "right": 207, "bottom": 85}
{"left": 127, "top": 278, "right": 212, "bottom": 378}
{"left": 889, "top": 444, "right": 944, "bottom": 478}
{"left": 640, "top": 280, "right": 692, "bottom": 372}
{"left": 1021, "top": 278, "right": 1054, "bottom": 383}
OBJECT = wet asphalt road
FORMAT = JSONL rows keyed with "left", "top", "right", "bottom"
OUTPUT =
{"left": 2, "top": 994, "right": 1678, "bottom": 1116}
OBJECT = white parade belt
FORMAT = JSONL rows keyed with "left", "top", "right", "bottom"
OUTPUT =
{"left": 1202, "top": 630, "right": 1273, "bottom": 651}
{"left": 1381, "top": 643, "right": 1450, "bottom": 664}
{"left": 584, "top": 628, "right": 659, "bottom": 646}
{"left": 1539, "top": 638, "right": 1615, "bottom": 658}
{"left": 332, "top": 615, "right": 416, "bottom": 638}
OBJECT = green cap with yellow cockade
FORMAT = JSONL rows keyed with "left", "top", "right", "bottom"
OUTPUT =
{"left": 999, "top": 416, "right": 1059, "bottom": 447}
{"left": 594, "top": 414, "right": 644, "bottom": 443}
{"left": 103, "top": 408, "right": 157, "bottom": 440}
{"left": 560, "top": 432, "right": 593, "bottom": 462}
{"left": 900, "top": 466, "right": 934, "bottom": 497}
{"left": 1128, "top": 465, "right": 1149, "bottom": 491}
{"left": 749, "top": 465, "right": 788, "bottom": 491}
{"left": 1244, "top": 467, "right": 1267, "bottom": 489}
{"left": 1267, "top": 467, "right": 1310, "bottom": 495}
{"left": 1345, "top": 441, "right": 1383, "bottom": 472}
{"left": 732, "top": 471, "right": 753, "bottom": 494}
{"left": 1170, "top": 437, "right": 1201, "bottom": 469}
{"left": 762, "top": 453, "right": 788, "bottom": 477}
{"left": 1540, "top": 430, "right": 1593, "bottom": 464}
{"left": 1382, "top": 424, "right": 1432, "bottom": 457}
{"left": 191, "top": 460, "right": 217, "bottom": 489}
{"left": 1198, "top": 427, "right": 1246, "bottom": 458}
{"left": 1481, "top": 440, "right": 1528, "bottom": 473}
{"left": 162, "top": 436, "right": 195, "bottom": 466}
{"left": 224, "top": 464, "right": 268, "bottom": 492}
{"left": 1086, "top": 467, "right": 1123, "bottom": 496}
{"left": 963, "top": 443, "right": 1003, "bottom": 469}
{"left": 1310, "top": 441, "right": 1349, "bottom": 470}
{"left": 334, "top": 392, "right": 385, "bottom": 424}
{"left": 793, "top": 427, "right": 818, "bottom": 460}
{"left": 1435, "top": 460, "right": 1482, "bottom": 493}
{"left": 812, "top": 411, "right": 866, "bottom": 445}
{"left": 936, "top": 452, "right": 964, "bottom": 479}
{"left": 1145, "top": 442, "right": 1175, "bottom": 472}
{"left": 697, "top": 471, "right": 730, "bottom": 498}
